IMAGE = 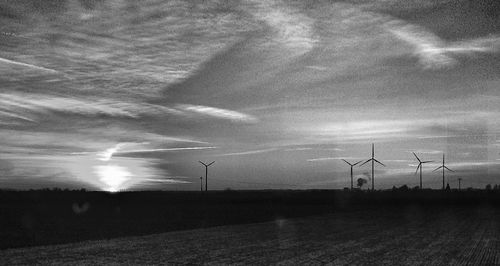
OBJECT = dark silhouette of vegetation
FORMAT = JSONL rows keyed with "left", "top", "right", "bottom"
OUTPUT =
{"left": 357, "top": 178, "right": 367, "bottom": 189}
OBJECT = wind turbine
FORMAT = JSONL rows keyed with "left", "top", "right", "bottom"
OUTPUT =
{"left": 412, "top": 152, "right": 433, "bottom": 189}
{"left": 360, "top": 143, "right": 385, "bottom": 191}
{"left": 342, "top": 159, "right": 363, "bottom": 190}
{"left": 433, "top": 154, "right": 454, "bottom": 190}
{"left": 199, "top": 161, "right": 215, "bottom": 191}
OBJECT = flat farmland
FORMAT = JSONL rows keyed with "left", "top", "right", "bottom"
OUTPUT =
{"left": 2, "top": 205, "right": 500, "bottom": 265}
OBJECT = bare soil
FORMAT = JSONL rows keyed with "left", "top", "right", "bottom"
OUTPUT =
{"left": 2, "top": 205, "right": 499, "bottom": 265}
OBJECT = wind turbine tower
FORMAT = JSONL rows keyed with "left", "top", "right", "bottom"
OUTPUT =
{"left": 342, "top": 159, "right": 362, "bottom": 190}
{"left": 360, "top": 143, "right": 385, "bottom": 191}
{"left": 458, "top": 178, "right": 462, "bottom": 191}
{"left": 433, "top": 154, "right": 454, "bottom": 190}
{"left": 413, "top": 152, "right": 433, "bottom": 189}
{"left": 199, "top": 161, "right": 215, "bottom": 191}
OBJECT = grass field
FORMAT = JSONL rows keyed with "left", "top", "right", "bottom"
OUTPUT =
{"left": 2, "top": 205, "right": 499, "bottom": 265}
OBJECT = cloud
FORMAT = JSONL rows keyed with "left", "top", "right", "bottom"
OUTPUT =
{"left": 216, "top": 148, "right": 276, "bottom": 157}
{"left": 142, "top": 178, "right": 191, "bottom": 184}
{"left": 0, "top": 93, "right": 184, "bottom": 120}
{"left": 305, "top": 65, "right": 328, "bottom": 71}
{"left": 297, "top": 111, "right": 499, "bottom": 144}
{"left": 410, "top": 149, "right": 443, "bottom": 155}
{"left": 385, "top": 20, "right": 500, "bottom": 69}
{"left": 116, "top": 146, "right": 217, "bottom": 155}
{"left": 177, "top": 104, "right": 258, "bottom": 123}
{"left": 247, "top": 0, "right": 317, "bottom": 54}
{"left": 96, "top": 143, "right": 216, "bottom": 161}
{"left": 0, "top": 57, "right": 59, "bottom": 73}
{"left": 307, "top": 157, "right": 361, "bottom": 162}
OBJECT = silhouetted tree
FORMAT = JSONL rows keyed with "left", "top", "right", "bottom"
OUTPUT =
{"left": 494, "top": 184, "right": 499, "bottom": 190}
{"left": 357, "top": 178, "right": 367, "bottom": 189}
{"left": 486, "top": 184, "right": 492, "bottom": 190}
{"left": 445, "top": 183, "right": 450, "bottom": 191}
{"left": 399, "top": 185, "right": 409, "bottom": 191}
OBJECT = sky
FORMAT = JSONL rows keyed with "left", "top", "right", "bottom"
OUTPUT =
{"left": 0, "top": 0, "right": 499, "bottom": 191}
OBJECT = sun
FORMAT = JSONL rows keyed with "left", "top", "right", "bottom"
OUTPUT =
{"left": 94, "top": 165, "right": 131, "bottom": 192}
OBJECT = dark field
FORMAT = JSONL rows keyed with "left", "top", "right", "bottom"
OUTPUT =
{"left": 2, "top": 203, "right": 500, "bottom": 265}
{"left": 2, "top": 189, "right": 500, "bottom": 251}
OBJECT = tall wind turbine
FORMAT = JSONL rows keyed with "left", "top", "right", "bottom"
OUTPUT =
{"left": 433, "top": 154, "right": 454, "bottom": 190}
{"left": 413, "top": 152, "right": 433, "bottom": 189}
{"left": 199, "top": 161, "right": 215, "bottom": 191}
{"left": 360, "top": 143, "right": 385, "bottom": 191}
{"left": 342, "top": 159, "right": 363, "bottom": 190}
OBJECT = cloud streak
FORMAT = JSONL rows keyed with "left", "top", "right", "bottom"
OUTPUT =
{"left": 0, "top": 57, "right": 59, "bottom": 73}
{"left": 248, "top": 0, "right": 317, "bottom": 54}
{"left": 177, "top": 104, "right": 258, "bottom": 123}
{"left": 216, "top": 148, "right": 276, "bottom": 157}
{"left": 385, "top": 20, "right": 500, "bottom": 69}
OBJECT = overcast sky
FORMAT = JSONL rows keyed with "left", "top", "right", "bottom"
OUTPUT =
{"left": 0, "top": 0, "right": 499, "bottom": 191}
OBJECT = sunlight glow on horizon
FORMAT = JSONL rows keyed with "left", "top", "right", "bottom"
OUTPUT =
{"left": 94, "top": 165, "right": 131, "bottom": 192}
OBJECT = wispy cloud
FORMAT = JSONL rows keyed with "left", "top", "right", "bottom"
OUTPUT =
{"left": 0, "top": 57, "right": 59, "bottom": 73}
{"left": 177, "top": 104, "right": 258, "bottom": 123}
{"left": 142, "top": 178, "right": 192, "bottom": 184}
{"left": 385, "top": 20, "right": 500, "bottom": 69}
{"left": 410, "top": 149, "right": 442, "bottom": 155}
{"left": 0, "top": 93, "right": 182, "bottom": 120}
{"left": 216, "top": 148, "right": 277, "bottom": 157}
{"left": 284, "top": 147, "right": 313, "bottom": 151}
{"left": 116, "top": 147, "right": 217, "bottom": 154}
{"left": 305, "top": 65, "right": 328, "bottom": 71}
{"left": 307, "top": 157, "right": 361, "bottom": 162}
{"left": 248, "top": 0, "right": 317, "bottom": 54}
{"left": 96, "top": 143, "right": 216, "bottom": 161}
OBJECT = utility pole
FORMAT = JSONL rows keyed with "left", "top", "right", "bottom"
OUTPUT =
{"left": 199, "top": 161, "right": 215, "bottom": 191}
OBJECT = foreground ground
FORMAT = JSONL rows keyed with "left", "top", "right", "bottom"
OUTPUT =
{"left": 2, "top": 205, "right": 499, "bottom": 265}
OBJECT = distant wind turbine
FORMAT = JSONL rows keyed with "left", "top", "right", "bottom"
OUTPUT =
{"left": 433, "top": 154, "right": 454, "bottom": 190}
{"left": 458, "top": 178, "right": 462, "bottom": 191}
{"left": 342, "top": 159, "right": 363, "bottom": 190}
{"left": 199, "top": 161, "right": 215, "bottom": 191}
{"left": 413, "top": 152, "right": 433, "bottom": 189}
{"left": 360, "top": 143, "right": 385, "bottom": 191}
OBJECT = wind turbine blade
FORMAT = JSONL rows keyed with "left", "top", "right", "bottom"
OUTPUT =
{"left": 444, "top": 166, "right": 454, "bottom": 172}
{"left": 374, "top": 159, "right": 385, "bottom": 166}
{"left": 353, "top": 160, "right": 363, "bottom": 166}
{"left": 360, "top": 159, "right": 372, "bottom": 166}
{"left": 433, "top": 166, "right": 444, "bottom": 172}
{"left": 341, "top": 159, "right": 352, "bottom": 166}
{"left": 422, "top": 160, "right": 434, "bottom": 164}
{"left": 198, "top": 161, "right": 207, "bottom": 166}
{"left": 414, "top": 164, "right": 420, "bottom": 175}
{"left": 208, "top": 161, "right": 215, "bottom": 166}
{"left": 412, "top": 152, "right": 421, "bottom": 162}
